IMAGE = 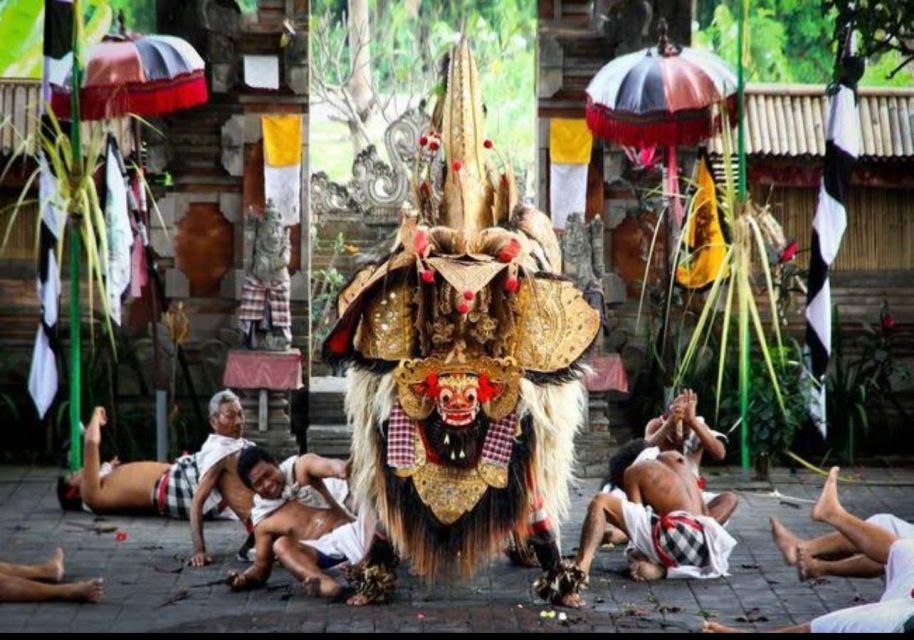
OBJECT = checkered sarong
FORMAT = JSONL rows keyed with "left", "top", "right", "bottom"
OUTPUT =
{"left": 386, "top": 403, "right": 416, "bottom": 468}
{"left": 651, "top": 511, "right": 710, "bottom": 569}
{"left": 153, "top": 454, "right": 217, "bottom": 519}
{"left": 238, "top": 272, "right": 291, "bottom": 328}
{"left": 480, "top": 412, "right": 517, "bottom": 466}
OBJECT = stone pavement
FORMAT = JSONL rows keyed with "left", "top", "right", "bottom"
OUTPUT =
{"left": 0, "top": 464, "right": 912, "bottom": 632}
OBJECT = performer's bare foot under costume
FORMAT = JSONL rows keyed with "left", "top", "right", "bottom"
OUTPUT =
{"left": 0, "top": 548, "right": 104, "bottom": 603}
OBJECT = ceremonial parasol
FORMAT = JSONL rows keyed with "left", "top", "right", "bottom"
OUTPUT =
{"left": 585, "top": 20, "right": 737, "bottom": 222}
{"left": 49, "top": 30, "right": 207, "bottom": 120}
{"left": 52, "top": 12, "right": 209, "bottom": 461}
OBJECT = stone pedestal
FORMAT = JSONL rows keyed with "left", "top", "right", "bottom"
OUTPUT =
{"left": 223, "top": 349, "right": 302, "bottom": 457}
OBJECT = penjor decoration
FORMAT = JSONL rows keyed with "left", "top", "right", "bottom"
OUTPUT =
{"left": 323, "top": 37, "right": 600, "bottom": 605}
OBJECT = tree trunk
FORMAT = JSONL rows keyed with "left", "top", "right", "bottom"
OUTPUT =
{"left": 346, "top": 0, "right": 374, "bottom": 142}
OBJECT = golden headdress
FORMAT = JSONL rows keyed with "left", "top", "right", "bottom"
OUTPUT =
{"left": 324, "top": 38, "right": 599, "bottom": 381}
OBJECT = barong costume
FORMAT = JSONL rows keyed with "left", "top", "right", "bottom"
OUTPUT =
{"left": 322, "top": 37, "right": 600, "bottom": 604}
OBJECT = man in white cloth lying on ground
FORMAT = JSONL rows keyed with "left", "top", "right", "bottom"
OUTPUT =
{"left": 564, "top": 447, "right": 737, "bottom": 607}
{"left": 227, "top": 446, "right": 373, "bottom": 601}
{"left": 771, "top": 510, "right": 914, "bottom": 581}
{"left": 705, "top": 467, "right": 914, "bottom": 634}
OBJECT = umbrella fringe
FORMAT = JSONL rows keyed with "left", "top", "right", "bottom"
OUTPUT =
{"left": 51, "top": 72, "right": 208, "bottom": 120}
{"left": 585, "top": 95, "right": 737, "bottom": 148}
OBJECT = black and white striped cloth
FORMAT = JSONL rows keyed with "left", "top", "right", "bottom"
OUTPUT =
{"left": 28, "top": 0, "right": 73, "bottom": 419}
{"left": 804, "top": 62, "right": 862, "bottom": 438}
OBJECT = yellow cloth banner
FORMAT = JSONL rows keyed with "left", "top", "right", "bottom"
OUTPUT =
{"left": 549, "top": 118, "right": 593, "bottom": 164}
{"left": 262, "top": 115, "right": 302, "bottom": 166}
{"left": 675, "top": 155, "right": 729, "bottom": 289}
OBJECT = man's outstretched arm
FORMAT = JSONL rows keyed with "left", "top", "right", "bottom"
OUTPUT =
{"left": 188, "top": 462, "right": 223, "bottom": 567}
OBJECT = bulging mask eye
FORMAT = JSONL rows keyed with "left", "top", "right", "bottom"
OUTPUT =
{"left": 440, "top": 390, "right": 453, "bottom": 404}
{"left": 466, "top": 390, "right": 477, "bottom": 403}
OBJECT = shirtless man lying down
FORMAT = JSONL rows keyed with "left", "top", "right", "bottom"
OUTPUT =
{"left": 565, "top": 449, "right": 737, "bottom": 607}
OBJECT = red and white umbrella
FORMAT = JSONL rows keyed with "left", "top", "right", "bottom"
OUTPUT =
{"left": 585, "top": 24, "right": 737, "bottom": 223}
{"left": 585, "top": 34, "right": 737, "bottom": 148}
{"left": 50, "top": 33, "right": 208, "bottom": 121}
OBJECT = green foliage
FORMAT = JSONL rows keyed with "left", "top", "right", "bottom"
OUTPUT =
{"left": 107, "top": 0, "right": 155, "bottom": 33}
{"left": 718, "top": 342, "right": 805, "bottom": 463}
{"left": 826, "top": 305, "right": 910, "bottom": 464}
{"left": 0, "top": 0, "right": 113, "bottom": 79}
{"left": 694, "top": 0, "right": 914, "bottom": 86}
{"left": 825, "top": 0, "right": 914, "bottom": 82}
{"left": 309, "top": 230, "right": 348, "bottom": 363}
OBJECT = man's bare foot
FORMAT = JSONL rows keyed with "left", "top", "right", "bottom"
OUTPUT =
{"left": 557, "top": 592, "right": 584, "bottom": 608}
{"left": 702, "top": 621, "right": 745, "bottom": 633}
{"left": 346, "top": 592, "right": 372, "bottom": 606}
{"left": 796, "top": 546, "right": 824, "bottom": 581}
{"left": 302, "top": 574, "right": 340, "bottom": 598}
{"left": 770, "top": 517, "right": 802, "bottom": 566}
{"left": 811, "top": 467, "right": 842, "bottom": 523}
{"left": 45, "top": 547, "right": 65, "bottom": 583}
{"left": 630, "top": 559, "right": 666, "bottom": 582}
{"left": 63, "top": 578, "right": 104, "bottom": 603}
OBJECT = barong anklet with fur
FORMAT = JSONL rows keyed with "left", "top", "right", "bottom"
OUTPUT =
{"left": 533, "top": 560, "right": 588, "bottom": 604}
{"left": 342, "top": 537, "right": 400, "bottom": 604}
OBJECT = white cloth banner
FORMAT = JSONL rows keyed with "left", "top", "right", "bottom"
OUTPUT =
{"left": 549, "top": 163, "right": 588, "bottom": 230}
{"left": 264, "top": 163, "right": 301, "bottom": 226}
{"left": 244, "top": 55, "right": 280, "bottom": 90}
{"left": 105, "top": 139, "right": 132, "bottom": 326}
{"left": 28, "top": 325, "right": 58, "bottom": 419}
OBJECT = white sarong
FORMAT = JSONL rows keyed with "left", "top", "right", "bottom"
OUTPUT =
{"left": 620, "top": 497, "right": 736, "bottom": 579}
{"left": 301, "top": 509, "right": 370, "bottom": 566}
{"left": 810, "top": 539, "right": 914, "bottom": 633}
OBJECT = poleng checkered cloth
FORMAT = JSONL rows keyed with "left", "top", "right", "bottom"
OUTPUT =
{"left": 480, "top": 412, "right": 517, "bottom": 466}
{"left": 238, "top": 273, "right": 291, "bottom": 328}
{"left": 153, "top": 454, "right": 221, "bottom": 520}
{"left": 386, "top": 403, "right": 416, "bottom": 468}
{"left": 651, "top": 511, "right": 710, "bottom": 569}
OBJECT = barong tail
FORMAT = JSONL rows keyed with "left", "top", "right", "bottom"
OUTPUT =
{"left": 322, "top": 36, "right": 599, "bottom": 600}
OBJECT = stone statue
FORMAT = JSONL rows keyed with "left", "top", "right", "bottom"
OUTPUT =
{"left": 239, "top": 201, "right": 292, "bottom": 351}
{"left": 561, "top": 213, "right": 608, "bottom": 341}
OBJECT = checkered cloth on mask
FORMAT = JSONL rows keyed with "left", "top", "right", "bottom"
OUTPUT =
{"left": 238, "top": 272, "right": 291, "bottom": 328}
{"left": 480, "top": 412, "right": 518, "bottom": 466}
{"left": 651, "top": 511, "right": 710, "bottom": 569}
{"left": 386, "top": 403, "right": 416, "bottom": 468}
{"left": 153, "top": 454, "right": 218, "bottom": 519}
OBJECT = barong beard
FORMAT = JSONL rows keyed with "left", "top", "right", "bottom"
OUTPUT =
{"left": 376, "top": 415, "right": 536, "bottom": 580}
{"left": 423, "top": 409, "right": 487, "bottom": 468}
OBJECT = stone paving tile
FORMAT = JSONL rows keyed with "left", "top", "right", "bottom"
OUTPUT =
{"left": 1, "top": 464, "right": 913, "bottom": 631}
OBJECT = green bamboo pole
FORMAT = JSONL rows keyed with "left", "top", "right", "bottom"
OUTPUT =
{"left": 68, "top": 0, "right": 83, "bottom": 472}
{"left": 737, "top": 0, "right": 750, "bottom": 470}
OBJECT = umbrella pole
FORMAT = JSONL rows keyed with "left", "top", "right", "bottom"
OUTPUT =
{"left": 737, "top": 0, "right": 750, "bottom": 471}
{"left": 68, "top": 0, "right": 83, "bottom": 473}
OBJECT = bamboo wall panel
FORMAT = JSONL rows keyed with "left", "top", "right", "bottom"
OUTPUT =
{"left": 755, "top": 185, "right": 914, "bottom": 271}
{"left": 0, "top": 199, "right": 38, "bottom": 260}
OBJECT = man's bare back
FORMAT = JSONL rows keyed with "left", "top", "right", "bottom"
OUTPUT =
{"left": 627, "top": 451, "right": 708, "bottom": 516}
